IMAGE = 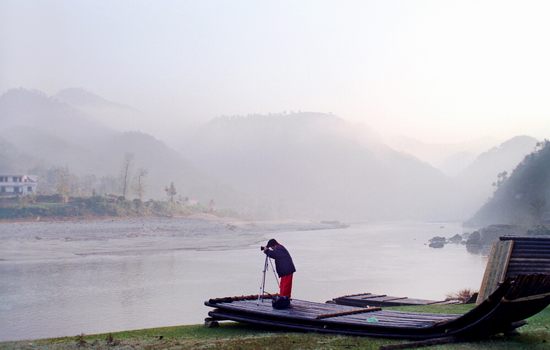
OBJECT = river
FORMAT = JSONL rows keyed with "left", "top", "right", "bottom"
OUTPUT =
{"left": 0, "top": 220, "right": 487, "bottom": 342}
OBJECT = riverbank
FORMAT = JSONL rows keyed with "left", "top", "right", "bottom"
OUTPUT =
{"left": 0, "top": 214, "right": 346, "bottom": 261}
{"left": 1, "top": 304, "right": 548, "bottom": 350}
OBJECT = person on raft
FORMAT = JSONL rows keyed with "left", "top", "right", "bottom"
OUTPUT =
{"left": 261, "top": 238, "right": 296, "bottom": 298}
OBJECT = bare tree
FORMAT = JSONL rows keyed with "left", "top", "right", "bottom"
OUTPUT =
{"left": 131, "top": 167, "right": 148, "bottom": 200}
{"left": 208, "top": 198, "right": 216, "bottom": 213}
{"left": 120, "top": 152, "right": 135, "bottom": 199}
{"left": 54, "top": 166, "right": 71, "bottom": 201}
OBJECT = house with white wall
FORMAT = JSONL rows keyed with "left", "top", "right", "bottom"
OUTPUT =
{"left": 0, "top": 175, "right": 38, "bottom": 195}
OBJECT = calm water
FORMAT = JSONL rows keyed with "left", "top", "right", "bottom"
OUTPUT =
{"left": 0, "top": 221, "right": 487, "bottom": 342}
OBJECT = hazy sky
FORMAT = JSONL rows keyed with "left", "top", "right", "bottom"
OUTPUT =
{"left": 2, "top": 1, "right": 550, "bottom": 144}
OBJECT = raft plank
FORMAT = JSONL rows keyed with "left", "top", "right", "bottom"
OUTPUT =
{"left": 316, "top": 307, "right": 382, "bottom": 319}
{"left": 477, "top": 240, "right": 514, "bottom": 305}
{"left": 208, "top": 298, "right": 458, "bottom": 329}
{"left": 332, "top": 294, "right": 459, "bottom": 307}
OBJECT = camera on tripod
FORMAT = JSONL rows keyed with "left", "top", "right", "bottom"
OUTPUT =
{"left": 260, "top": 246, "right": 266, "bottom": 251}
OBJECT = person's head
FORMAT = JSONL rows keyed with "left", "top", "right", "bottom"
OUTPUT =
{"left": 266, "top": 239, "right": 279, "bottom": 248}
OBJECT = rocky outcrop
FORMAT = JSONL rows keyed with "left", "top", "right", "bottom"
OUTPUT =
{"left": 466, "top": 224, "right": 525, "bottom": 245}
{"left": 428, "top": 234, "right": 463, "bottom": 248}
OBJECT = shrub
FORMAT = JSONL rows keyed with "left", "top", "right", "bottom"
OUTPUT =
{"left": 446, "top": 289, "right": 477, "bottom": 303}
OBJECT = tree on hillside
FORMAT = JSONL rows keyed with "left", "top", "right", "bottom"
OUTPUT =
{"left": 165, "top": 181, "right": 177, "bottom": 202}
{"left": 467, "top": 140, "right": 550, "bottom": 227}
{"left": 119, "top": 152, "right": 135, "bottom": 199}
{"left": 530, "top": 197, "right": 547, "bottom": 225}
{"left": 132, "top": 167, "right": 148, "bottom": 200}
{"left": 491, "top": 171, "right": 508, "bottom": 192}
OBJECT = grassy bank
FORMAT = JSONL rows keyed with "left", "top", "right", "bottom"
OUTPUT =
{"left": 2, "top": 305, "right": 548, "bottom": 350}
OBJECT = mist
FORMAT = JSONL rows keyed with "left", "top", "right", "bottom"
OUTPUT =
{"left": 2, "top": 2, "right": 550, "bottom": 145}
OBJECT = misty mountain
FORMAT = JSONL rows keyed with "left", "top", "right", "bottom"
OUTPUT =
{"left": 466, "top": 140, "right": 550, "bottom": 227}
{"left": 2, "top": 126, "right": 103, "bottom": 174}
{"left": 0, "top": 88, "right": 228, "bottom": 204}
{"left": 0, "top": 88, "right": 116, "bottom": 147}
{"left": 54, "top": 88, "right": 144, "bottom": 132}
{"left": 177, "top": 113, "right": 454, "bottom": 220}
{"left": 2, "top": 87, "right": 540, "bottom": 221}
{"left": 0, "top": 136, "right": 38, "bottom": 174}
{"left": 384, "top": 135, "right": 499, "bottom": 176}
{"left": 451, "top": 136, "right": 540, "bottom": 219}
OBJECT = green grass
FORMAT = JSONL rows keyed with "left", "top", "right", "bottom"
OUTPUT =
{"left": 1, "top": 305, "right": 549, "bottom": 349}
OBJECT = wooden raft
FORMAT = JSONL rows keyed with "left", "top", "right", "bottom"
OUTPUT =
{"left": 205, "top": 235, "right": 550, "bottom": 340}
{"left": 478, "top": 235, "right": 550, "bottom": 304}
{"left": 206, "top": 297, "right": 458, "bottom": 333}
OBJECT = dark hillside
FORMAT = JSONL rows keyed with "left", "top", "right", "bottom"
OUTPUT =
{"left": 452, "top": 136, "right": 539, "bottom": 218}
{"left": 466, "top": 140, "right": 550, "bottom": 226}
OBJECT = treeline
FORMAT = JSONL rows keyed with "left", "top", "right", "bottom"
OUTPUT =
{"left": 0, "top": 194, "right": 214, "bottom": 220}
{"left": 27, "top": 165, "right": 120, "bottom": 197}
{"left": 23, "top": 151, "right": 188, "bottom": 203}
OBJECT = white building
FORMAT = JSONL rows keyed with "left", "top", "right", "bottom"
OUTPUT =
{"left": 0, "top": 174, "right": 38, "bottom": 195}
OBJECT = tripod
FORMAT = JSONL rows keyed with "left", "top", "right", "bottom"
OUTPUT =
{"left": 257, "top": 253, "right": 279, "bottom": 305}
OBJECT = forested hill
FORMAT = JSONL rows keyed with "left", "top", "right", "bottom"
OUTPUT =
{"left": 466, "top": 140, "right": 550, "bottom": 227}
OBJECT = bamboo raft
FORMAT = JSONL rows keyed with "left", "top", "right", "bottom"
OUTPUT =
{"left": 329, "top": 293, "right": 461, "bottom": 308}
{"left": 204, "top": 235, "right": 550, "bottom": 340}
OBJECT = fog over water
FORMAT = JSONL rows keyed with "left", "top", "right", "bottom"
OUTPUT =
{"left": 0, "top": 221, "right": 487, "bottom": 342}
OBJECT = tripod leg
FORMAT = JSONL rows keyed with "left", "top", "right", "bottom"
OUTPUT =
{"left": 268, "top": 257, "right": 280, "bottom": 288}
{"left": 257, "top": 254, "right": 269, "bottom": 305}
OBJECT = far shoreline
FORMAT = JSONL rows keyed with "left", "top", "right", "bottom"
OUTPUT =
{"left": 0, "top": 214, "right": 350, "bottom": 261}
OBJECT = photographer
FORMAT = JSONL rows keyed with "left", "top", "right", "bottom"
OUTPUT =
{"left": 261, "top": 239, "right": 296, "bottom": 298}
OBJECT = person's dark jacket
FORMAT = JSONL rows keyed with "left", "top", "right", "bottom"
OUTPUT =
{"left": 265, "top": 245, "right": 296, "bottom": 278}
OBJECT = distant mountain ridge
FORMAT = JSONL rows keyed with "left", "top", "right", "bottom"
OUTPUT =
{"left": 54, "top": 87, "right": 145, "bottom": 132}
{"left": 384, "top": 135, "right": 500, "bottom": 176}
{"left": 0, "top": 87, "right": 542, "bottom": 221}
{"left": 55, "top": 88, "right": 127, "bottom": 107}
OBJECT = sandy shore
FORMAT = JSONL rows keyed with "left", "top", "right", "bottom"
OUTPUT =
{"left": 0, "top": 214, "right": 345, "bottom": 261}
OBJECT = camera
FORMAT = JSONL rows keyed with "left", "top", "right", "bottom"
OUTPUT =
{"left": 260, "top": 246, "right": 266, "bottom": 251}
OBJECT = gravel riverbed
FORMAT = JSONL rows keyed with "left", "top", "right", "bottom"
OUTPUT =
{"left": 0, "top": 214, "right": 340, "bottom": 261}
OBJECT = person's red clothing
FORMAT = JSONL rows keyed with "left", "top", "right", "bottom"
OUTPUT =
{"left": 279, "top": 273, "right": 293, "bottom": 298}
